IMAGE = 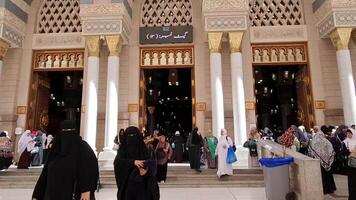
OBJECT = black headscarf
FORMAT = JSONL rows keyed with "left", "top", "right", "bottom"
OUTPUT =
{"left": 0, "top": 131, "right": 6, "bottom": 137}
{"left": 120, "top": 126, "right": 148, "bottom": 160}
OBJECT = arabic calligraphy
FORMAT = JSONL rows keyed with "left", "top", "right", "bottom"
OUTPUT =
{"left": 140, "top": 26, "right": 193, "bottom": 44}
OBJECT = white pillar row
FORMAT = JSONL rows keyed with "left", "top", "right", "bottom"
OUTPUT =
{"left": 208, "top": 32, "right": 225, "bottom": 138}
{"left": 83, "top": 36, "right": 100, "bottom": 152}
{"left": 330, "top": 28, "right": 356, "bottom": 126}
{"left": 229, "top": 32, "right": 247, "bottom": 146}
{"left": 0, "top": 38, "right": 10, "bottom": 80}
{"left": 99, "top": 35, "right": 123, "bottom": 166}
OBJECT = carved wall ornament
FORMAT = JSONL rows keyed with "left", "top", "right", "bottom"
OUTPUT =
{"left": 0, "top": 38, "right": 10, "bottom": 60}
{"left": 203, "top": 0, "right": 248, "bottom": 12}
{"left": 106, "top": 35, "right": 123, "bottom": 56}
{"left": 329, "top": 27, "right": 353, "bottom": 51}
{"left": 249, "top": 0, "right": 304, "bottom": 27}
{"left": 250, "top": 26, "right": 308, "bottom": 43}
{"left": 33, "top": 49, "right": 84, "bottom": 71}
{"left": 205, "top": 16, "right": 247, "bottom": 32}
{"left": 252, "top": 43, "right": 307, "bottom": 64}
{"left": 140, "top": 46, "right": 194, "bottom": 67}
{"left": 141, "top": 0, "right": 193, "bottom": 27}
{"left": 37, "top": 0, "right": 81, "bottom": 34}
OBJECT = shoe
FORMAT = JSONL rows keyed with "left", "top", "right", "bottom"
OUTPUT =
{"left": 160, "top": 180, "right": 165, "bottom": 184}
{"left": 195, "top": 169, "right": 202, "bottom": 173}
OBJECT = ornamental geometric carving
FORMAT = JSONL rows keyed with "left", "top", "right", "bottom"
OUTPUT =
{"left": 205, "top": 16, "right": 247, "bottom": 31}
{"left": 140, "top": 46, "right": 194, "bottom": 67}
{"left": 32, "top": 33, "right": 85, "bottom": 50}
{"left": 33, "top": 49, "right": 84, "bottom": 71}
{"left": 250, "top": 25, "right": 308, "bottom": 43}
{"left": 252, "top": 43, "right": 308, "bottom": 64}
{"left": 249, "top": 0, "right": 304, "bottom": 26}
{"left": 37, "top": 0, "right": 82, "bottom": 33}
{"left": 318, "top": 11, "right": 356, "bottom": 38}
{"left": 202, "top": 0, "right": 248, "bottom": 12}
{"left": 141, "top": 0, "right": 193, "bottom": 27}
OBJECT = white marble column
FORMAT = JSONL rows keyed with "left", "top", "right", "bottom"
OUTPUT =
{"left": 229, "top": 32, "right": 247, "bottom": 146}
{"left": 330, "top": 28, "right": 356, "bottom": 126}
{"left": 83, "top": 36, "right": 100, "bottom": 152}
{"left": 0, "top": 38, "right": 10, "bottom": 79}
{"left": 208, "top": 32, "right": 225, "bottom": 137}
{"left": 99, "top": 35, "right": 122, "bottom": 165}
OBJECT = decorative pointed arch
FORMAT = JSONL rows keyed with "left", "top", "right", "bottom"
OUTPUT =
{"left": 37, "top": 0, "right": 81, "bottom": 33}
{"left": 141, "top": 0, "right": 193, "bottom": 27}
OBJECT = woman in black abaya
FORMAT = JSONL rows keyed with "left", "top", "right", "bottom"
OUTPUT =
{"left": 114, "top": 126, "right": 159, "bottom": 200}
{"left": 32, "top": 120, "right": 99, "bottom": 200}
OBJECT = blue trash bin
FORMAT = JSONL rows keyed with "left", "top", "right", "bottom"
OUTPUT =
{"left": 259, "top": 157, "right": 294, "bottom": 200}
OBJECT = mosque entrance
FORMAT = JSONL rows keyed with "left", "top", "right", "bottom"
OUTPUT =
{"left": 139, "top": 46, "right": 195, "bottom": 138}
{"left": 253, "top": 65, "right": 314, "bottom": 135}
{"left": 27, "top": 50, "right": 84, "bottom": 136}
{"left": 141, "top": 68, "right": 193, "bottom": 137}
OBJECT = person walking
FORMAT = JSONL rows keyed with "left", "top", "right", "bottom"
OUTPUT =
{"left": 243, "top": 128, "right": 260, "bottom": 168}
{"left": 344, "top": 129, "right": 356, "bottom": 200}
{"left": 32, "top": 120, "right": 99, "bottom": 200}
{"left": 187, "top": 127, "right": 202, "bottom": 172}
{"left": 0, "top": 131, "right": 13, "bottom": 170}
{"left": 203, "top": 131, "right": 218, "bottom": 169}
{"left": 216, "top": 129, "right": 234, "bottom": 178}
{"left": 114, "top": 126, "right": 159, "bottom": 200}
{"left": 155, "top": 133, "right": 172, "bottom": 183}
{"left": 309, "top": 129, "right": 336, "bottom": 194}
{"left": 17, "top": 130, "right": 34, "bottom": 169}
{"left": 172, "top": 131, "right": 184, "bottom": 163}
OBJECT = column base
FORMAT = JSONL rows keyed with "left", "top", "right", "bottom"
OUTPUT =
{"left": 98, "top": 147, "right": 117, "bottom": 170}
{"left": 232, "top": 146, "right": 249, "bottom": 168}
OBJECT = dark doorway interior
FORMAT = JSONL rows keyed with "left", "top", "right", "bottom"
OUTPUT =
{"left": 45, "top": 71, "right": 83, "bottom": 136}
{"left": 144, "top": 68, "right": 192, "bottom": 137}
{"left": 254, "top": 65, "right": 302, "bottom": 135}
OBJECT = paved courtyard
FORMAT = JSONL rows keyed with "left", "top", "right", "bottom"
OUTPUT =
{"left": 0, "top": 188, "right": 267, "bottom": 200}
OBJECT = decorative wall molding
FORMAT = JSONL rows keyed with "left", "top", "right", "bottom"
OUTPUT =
{"left": 250, "top": 25, "right": 308, "bottom": 43}
{"left": 32, "top": 33, "right": 85, "bottom": 50}
{"left": 82, "top": 20, "right": 122, "bottom": 35}
{"left": 0, "top": 8, "right": 26, "bottom": 33}
{"left": 33, "top": 49, "right": 84, "bottom": 71}
{"left": 318, "top": 11, "right": 356, "bottom": 38}
{"left": 202, "top": 0, "right": 248, "bottom": 12}
{"left": 252, "top": 43, "right": 308, "bottom": 64}
{"left": 80, "top": 3, "right": 124, "bottom": 17}
{"left": 205, "top": 16, "right": 247, "bottom": 31}
{"left": 331, "top": 0, "right": 356, "bottom": 8}
{"left": 0, "top": 24, "right": 23, "bottom": 47}
{"left": 140, "top": 46, "right": 194, "bottom": 68}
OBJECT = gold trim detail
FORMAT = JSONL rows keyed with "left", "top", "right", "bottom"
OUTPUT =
{"left": 228, "top": 32, "right": 244, "bottom": 53}
{"left": 85, "top": 36, "right": 100, "bottom": 57}
{"left": 315, "top": 100, "right": 326, "bottom": 109}
{"left": 106, "top": 35, "right": 123, "bottom": 56}
{"left": 128, "top": 104, "right": 138, "bottom": 112}
{"left": 16, "top": 106, "right": 27, "bottom": 114}
{"left": 140, "top": 46, "right": 194, "bottom": 68}
{"left": 196, "top": 103, "right": 206, "bottom": 111}
{"left": 245, "top": 102, "right": 256, "bottom": 110}
{"left": 0, "top": 38, "right": 10, "bottom": 60}
{"left": 33, "top": 49, "right": 84, "bottom": 71}
{"left": 252, "top": 43, "right": 308, "bottom": 64}
{"left": 208, "top": 32, "right": 223, "bottom": 53}
{"left": 330, "top": 28, "right": 352, "bottom": 51}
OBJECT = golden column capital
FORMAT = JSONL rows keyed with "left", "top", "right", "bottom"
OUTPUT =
{"left": 0, "top": 38, "right": 10, "bottom": 60}
{"left": 208, "top": 32, "right": 223, "bottom": 53}
{"left": 106, "top": 35, "right": 123, "bottom": 56}
{"left": 228, "top": 32, "right": 244, "bottom": 53}
{"left": 330, "top": 28, "right": 353, "bottom": 51}
{"left": 85, "top": 36, "right": 100, "bottom": 57}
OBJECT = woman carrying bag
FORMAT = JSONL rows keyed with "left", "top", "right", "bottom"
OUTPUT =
{"left": 216, "top": 129, "right": 236, "bottom": 178}
{"left": 344, "top": 129, "right": 356, "bottom": 200}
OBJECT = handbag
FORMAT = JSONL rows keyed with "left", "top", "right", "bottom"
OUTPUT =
{"left": 226, "top": 146, "right": 237, "bottom": 164}
{"left": 348, "top": 156, "right": 356, "bottom": 168}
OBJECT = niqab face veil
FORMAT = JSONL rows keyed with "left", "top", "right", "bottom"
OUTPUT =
{"left": 120, "top": 126, "right": 148, "bottom": 160}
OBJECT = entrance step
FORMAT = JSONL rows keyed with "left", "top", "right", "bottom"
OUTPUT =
{"left": 0, "top": 167, "right": 264, "bottom": 189}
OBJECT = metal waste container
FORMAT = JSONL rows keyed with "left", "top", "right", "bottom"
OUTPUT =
{"left": 259, "top": 157, "right": 294, "bottom": 200}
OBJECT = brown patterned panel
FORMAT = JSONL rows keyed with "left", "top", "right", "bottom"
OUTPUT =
{"left": 252, "top": 43, "right": 308, "bottom": 65}
{"left": 140, "top": 46, "right": 194, "bottom": 68}
{"left": 33, "top": 49, "right": 84, "bottom": 71}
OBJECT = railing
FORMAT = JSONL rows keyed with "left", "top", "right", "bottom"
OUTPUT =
{"left": 257, "top": 140, "right": 324, "bottom": 200}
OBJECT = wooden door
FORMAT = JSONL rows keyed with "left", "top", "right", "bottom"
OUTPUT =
{"left": 27, "top": 73, "right": 50, "bottom": 132}
{"left": 139, "top": 69, "right": 147, "bottom": 129}
{"left": 295, "top": 65, "right": 314, "bottom": 130}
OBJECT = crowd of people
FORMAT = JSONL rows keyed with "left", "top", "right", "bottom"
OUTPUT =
{"left": 243, "top": 124, "right": 356, "bottom": 200}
